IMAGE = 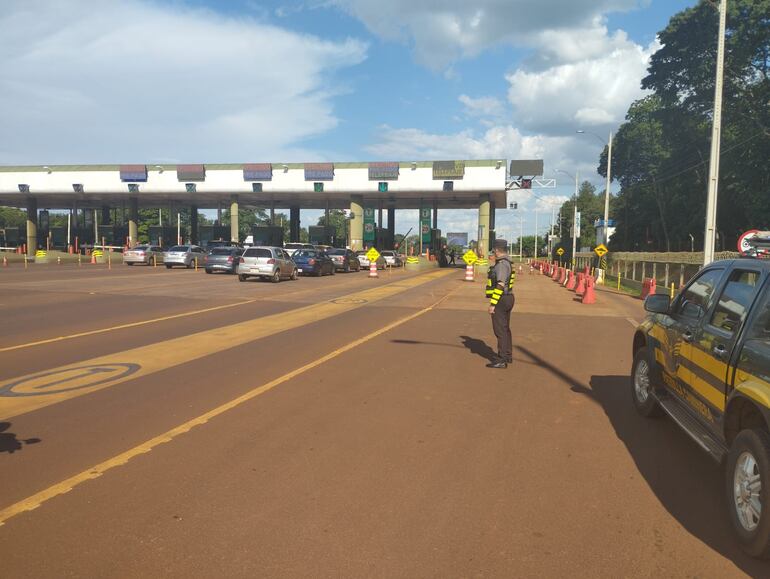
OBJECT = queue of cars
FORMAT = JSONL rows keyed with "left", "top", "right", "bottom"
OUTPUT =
{"left": 123, "top": 241, "right": 402, "bottom": 282}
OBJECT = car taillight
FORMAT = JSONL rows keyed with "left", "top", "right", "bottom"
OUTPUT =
{"left": 308, "top": 259, "right": 316, "bottom": 265}
{"left": 227, "top": 256, "right": 233, "bottom": 263}
{"left": 204, "top": 256, "right": 208, "bottom": 263}
{"left": 239, "top": 257, "right": 245, "bottom": 263}
{"left": 267, "top": 258, "right": 275, "bottom": 264}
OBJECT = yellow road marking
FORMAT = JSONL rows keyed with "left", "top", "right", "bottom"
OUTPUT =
{"left": 0, "top": 270, "right": 450, "bottom": 420}
{"left": 0, "top": 283, "right": 454, "bottom": 528}
{"left": 0, "top": 299, "right": 259, "bottom": 353}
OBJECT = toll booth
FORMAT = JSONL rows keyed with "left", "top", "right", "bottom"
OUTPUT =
{"left": 0, "top": 227, "right": 20, "bottom": 247}
{"left": 149, "top": 225, "right": 178, "bottom": 247}
{"left": 73, "top": 227, "right": 95, "bottom": 249}
{"left": 375, "top": 228, "right": 394, "bottom": 250}
{"left": 308, "top": 226, "right": 334, "bottom": 246}
{"left": 97, "top": 225, "right": 128, "bottom": 247}
{"left": 430, "top": 229, "right": 442, "bottom": 253}
{"left": 199, "top": 225, "right": 230, "bottom": 245}
{"left": 49, "top": 227, "right": 67, "bottom": 249}
{"left": 250, "top": 225, "right": 284, "bottom": 247}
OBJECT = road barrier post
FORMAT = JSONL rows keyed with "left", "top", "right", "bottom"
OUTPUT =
{"left": 24, "top": 255, "right": 28, "bottom": 269}
{"left": 57, "top": 256, "right": 61, "bottom": 265}
{"left": 2, "top": 256, "right": 7, "bottom": 267}
{"left": 369, "top": 262, "right": 378, "bottom": 278}
{"left": 670, "top": 283, "right": 675, "bottom": 299}
{"left": 464, "top": 264, "right": 474, "bottom": 282}
{"left": 195, "top": 258, "right": 198, "bottom": 272}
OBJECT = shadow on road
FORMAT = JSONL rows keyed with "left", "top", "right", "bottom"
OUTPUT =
{"left": 460, "top": 336, "right": 497, "bottom": 362}
{"left": 0, "top": 422, "right": 41, "bottom": 454}
{"left": 516, "top": 345, "right": 770, "bottom": 576}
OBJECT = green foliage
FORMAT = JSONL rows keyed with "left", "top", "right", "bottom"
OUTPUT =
{"left": 556, "top": 181, "right": 608, "bottom": 251}
{"left": 0, "top": 206, "right": 27, "bottom": 228}
{"left": 597, "top": 0, "right": 770, "bottom": 251}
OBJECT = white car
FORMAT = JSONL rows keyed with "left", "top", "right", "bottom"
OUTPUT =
{"left": 380, "top": 250, "right": 402, "bottom": 267}
{"left": 355, "top": 250, "right": 386, "bottom": 270}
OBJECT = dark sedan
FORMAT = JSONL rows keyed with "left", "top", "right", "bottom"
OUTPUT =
{"left": 328, "top": 248, "right": 361, "bottom": 272}
{"left": 204, "top": 246, "right": 243, "bottom": 274}
{"left": 292, "top": 249, "right": 335, "bottom": 277}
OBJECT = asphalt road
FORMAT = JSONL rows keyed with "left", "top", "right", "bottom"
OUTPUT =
{"left": 0, "top": 263, "right": 768, "bottom": 577}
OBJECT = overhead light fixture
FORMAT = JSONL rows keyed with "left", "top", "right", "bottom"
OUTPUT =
{"left": 42, "top": 166, "right": 52, "bottom": 174}
{"left": 496, "top": 160, "right": 503, "bottom": 170}
{"left": 73, "top": 184, "right": 84, "bottom": 193}
{"left": 411, "top": 162, "right": 417, "bottom": 171}
{"left": 186, "top": 183, "right": 196, "bottom": 193}
{"left": 18, "top": 184, "right": 30, "bottom": 193}
{"left": 154, "top": 165, "right": 164, "bottom": 173}
{"left": 128, "top": 184, "right": 140, "bottom": 193}
{"left": 282, "top": 164, "right": 289, "bottom": 173}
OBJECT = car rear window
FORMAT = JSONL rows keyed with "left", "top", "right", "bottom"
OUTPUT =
{"left": 295, "top": 250, "right": 317, "bottom": 258}
{"left": 243, "top": 248, "right": 272, "bottom": 258}
{"left": 285, "top": 244, "right": 302, "bottom": 250}
{"left": 134, "top": 246, "right": 149, "bottom": 251}
{"left": 329, "top": 249, "right": 346, "bottom": 255}
{"left": 169, "top": 246, "right": 188, "bottom": 252}
{"left": 210, "top": 248, "right": 233, "bottom": 255}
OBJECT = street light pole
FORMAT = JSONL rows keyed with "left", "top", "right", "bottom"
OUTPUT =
{"left": 704, "top": 0, "right": 727, "bottom": 265}
{"left": 534, "top": 209, "right": 538, "bottom": 259}
{"left": 572, "top": 171, "right": 578, "bottom": 268}
{"left": 604, "top": 131, "right": 613, "bottom": 245}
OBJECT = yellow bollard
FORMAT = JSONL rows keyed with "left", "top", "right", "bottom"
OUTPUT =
{"left": 670, "top": 282, "right": 675, "bottom": 299}
{"left": 78, "top": 253, "right": 82, "bottom": 267}
{"left": 617, "top": 274, "right": 621, "bottom": 291}
{"left": 194, "top": 258, "right": 198, "bottom": 272}
{"left": 24, "top": 255, "right": 28, "bottom": 269}
{"left": 108, "top": 251, "right": 112, "bottom": 270}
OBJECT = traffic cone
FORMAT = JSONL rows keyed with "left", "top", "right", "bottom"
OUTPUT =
{"left": 464, "top": 264, "right": 475, "bottom": 281}
{"left": 582, "top": 275, "right": 597, "bottom": 304}
{"left": 576, "top": 273, "right": 586, "bottom": 296}
{"left": 566, "top": 270, "right": 576, "bottom": 290}
{"left": 551, "top": 266, "right": 559, "bottom": 281}
{"left": 2, "top": 256, "right": 7, "bottom": 267}
{"left": 90, "top": 253, "right": 97, "bottom": 265}
{"left": 57, "top": 256, "right": 61, "bottom": 265}
{"left": 369, "top": 262, "right": 378, "bottom": 278}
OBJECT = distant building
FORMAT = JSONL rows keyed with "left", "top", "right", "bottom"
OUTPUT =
{"left": 594, "top": 219, "right": 616, "bottom": 245}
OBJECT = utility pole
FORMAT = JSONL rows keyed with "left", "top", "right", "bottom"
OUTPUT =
{"left": 572, "top": 171, "right": 578, "bottom": 268}
{"left": 604, "top": 131, "right": 613, "bottom": 245}
{"left": 534, "top": 209, "right": 538, "bottom": 259}
{"left": 704, "top": 0, "right": 727, "bottom": 265}
{"left": 519, "top": 217, "right": 523, "bottom": 262}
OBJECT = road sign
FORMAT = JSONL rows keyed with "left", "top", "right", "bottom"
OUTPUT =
{"left": 366, "top": 247, "right": 380, "bottom": 263}
{"left": 462, "top": 250, "right": 478, "bottom": 265}
{"left": 556, "top": 248, "right": 565, "bottom": 257}
{"left": 594, "top": 244, "right": 608, "bottom": 257}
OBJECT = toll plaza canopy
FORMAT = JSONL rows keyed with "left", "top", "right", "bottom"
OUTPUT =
{"left": 0, "top": 160, "right": 508, "bottom": 209}
{"left": 0, "top": 159, "right": 542, "bottom": 254}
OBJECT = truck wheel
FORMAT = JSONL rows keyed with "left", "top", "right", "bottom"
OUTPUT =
{"left": 165, "top": 264, "right": 172, "bottom": 269}
{"left": 726, "top": 429, "right": 770, "bottom": 558}
{"left": 238, "top": 274, "right": 247, "bottom": 282}
{"left": 631, "top": 347, "right": 662, "bottom": 418}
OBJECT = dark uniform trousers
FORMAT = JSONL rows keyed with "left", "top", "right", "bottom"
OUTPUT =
{"left": 492, "top": 294, "right": 515, "bottom": 361}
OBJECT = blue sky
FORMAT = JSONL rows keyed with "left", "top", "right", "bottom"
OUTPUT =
{"left": 0, "top": 0, "right": 698, "bottom": 237}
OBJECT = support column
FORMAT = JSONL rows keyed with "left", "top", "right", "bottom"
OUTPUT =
{"left": 128, "top": 198, "right": 139, "bottom": 247}
{"left": 387, "top": 207, "right": 395, "bottom": 249}
{"left": 230, "top": 196, "right": 239, "bottom": 242}
{"left": 270, "top": 201, "right": 275, "bottom": 226}
{"left": 26, "top": 197, "right": 38, "bottom": 256}
{"left": 290, "top": 206, "right": 301, "bottom": 243}
{"left": 350, "top": 195, "right": 364, "bottom": 251}
{"left": 478, "top": 194, "right": 491, "bottom": 256}
{"left": 432, "top": 200, "right": 438, "bottom": 230}
{"left": 190, "top": 205, "right": 199, "bottom": 245}
{"left": 490, "top": 200, "right": 496, "bottom": 235}
{"left": 101, "top": 206, "right": 111, "bottom": 225}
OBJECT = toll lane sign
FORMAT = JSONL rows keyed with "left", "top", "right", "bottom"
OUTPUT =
{"left": 366, "top": 247, "right": 381, "bottom": 263}
{"left": 594, "top": 244, "right": 608, "bottom": 257}
{"left": 462, "top": 250, "right": 478, "bottom": 265}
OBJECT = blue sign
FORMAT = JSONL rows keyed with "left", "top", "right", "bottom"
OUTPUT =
{"left": 243, "top": 163, "right": 272, "bottom": 181}
{"left": 304, "top": 163, "right": 334, "bottom": 181}
{"left": 120, "top": 165, "right": 147, "bottom": 182}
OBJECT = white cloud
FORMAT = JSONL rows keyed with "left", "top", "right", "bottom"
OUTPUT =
{"left": 0, "top": 0, "right": 367, "bottom": 164}
{"left": 458, "top": 94, "right": 505, "bottom": 119}
{"left": 331, "top": 0, "right": 645, "bottom": 70}
{"left": 507, "top": 23, "right": 659, "bottom": 134}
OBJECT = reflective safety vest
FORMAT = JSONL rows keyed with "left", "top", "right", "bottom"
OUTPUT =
{"left": 486, "top": 257, "right": 515, "bottom": 305}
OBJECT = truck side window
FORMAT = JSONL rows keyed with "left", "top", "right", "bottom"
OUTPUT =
{"left": 674, "top": 269, "right": 723, "bottom": 320}
{"left": 747, "top": 284, "right": 770, "bottom": 342}
{"left": 709, "top": 270, "right": 760, "bottom": 334}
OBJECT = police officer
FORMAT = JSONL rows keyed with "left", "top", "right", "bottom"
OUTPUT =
{"left": 486, "top": 239, "right": 515, "bottom": 369}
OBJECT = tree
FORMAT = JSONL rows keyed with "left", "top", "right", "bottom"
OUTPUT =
{"left": 556, "top": 181, "right": 605, "bottom": 251}
{"left": 0, "top": 207, "right": 27, "bottom": 228}
{"left": 604, "top": 0, "right": 770, "bottom": 251}
{"left": 317, "top": 210, "right": 347, "bottom": 243}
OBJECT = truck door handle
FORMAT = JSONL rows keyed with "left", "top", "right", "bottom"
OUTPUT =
{"left": 682, "top": 331, "right": 693, "bottom": 343}
{"left": 713, "top": 344, "right": 727, "bottom": 358}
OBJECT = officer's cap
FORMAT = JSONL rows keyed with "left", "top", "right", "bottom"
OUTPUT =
{"left": 493, "top": 239, "right": 508, "bottom": 250}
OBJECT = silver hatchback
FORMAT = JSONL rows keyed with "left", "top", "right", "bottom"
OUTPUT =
{"left": 237, "top": 246, "right": 298, "bottom": 282}
{"left": 164, "top": 245, "right": 205, "bottom": 269}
